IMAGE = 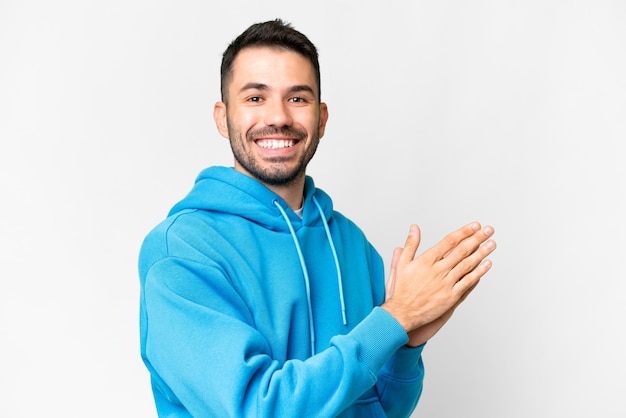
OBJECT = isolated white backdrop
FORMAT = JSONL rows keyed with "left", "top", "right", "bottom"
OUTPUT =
{"left": 1, "top": 1, "right": 624, "bottom": 417}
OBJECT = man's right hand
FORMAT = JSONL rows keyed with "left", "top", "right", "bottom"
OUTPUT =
{"left": 381, "top": 222, "right": 496, "bottom": 342}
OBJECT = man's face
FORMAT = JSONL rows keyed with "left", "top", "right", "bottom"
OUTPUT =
{"left": 214, "top": 47, "right": 328, "bottom": 187}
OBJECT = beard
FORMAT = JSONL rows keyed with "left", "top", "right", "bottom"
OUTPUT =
{"left": 228, "top": 122, "right": 320, "bottom": 187}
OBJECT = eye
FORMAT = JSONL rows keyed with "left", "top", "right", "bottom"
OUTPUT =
{"left": 288, "top": 96, "right": 307, "bottom": 103}
{"left": 247, "top": 96, "right": 263, "bottom": 103}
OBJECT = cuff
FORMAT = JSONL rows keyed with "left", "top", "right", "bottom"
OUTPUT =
{"left": 347, "top": 307, "right": 410, "bottom": 373}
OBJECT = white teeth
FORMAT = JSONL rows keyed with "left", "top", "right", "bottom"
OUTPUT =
{"left": 256, "top": 139, "right": 295, "bottom": 149}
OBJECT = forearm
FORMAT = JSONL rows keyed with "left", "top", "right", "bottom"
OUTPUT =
{"left": 144, "top": 280, "right": 410, "bottom": 418}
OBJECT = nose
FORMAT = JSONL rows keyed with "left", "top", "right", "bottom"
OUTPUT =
{"left": 263, "top": 99, "right": 293, "bottom": 127}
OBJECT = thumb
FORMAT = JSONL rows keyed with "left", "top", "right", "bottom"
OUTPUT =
{"left": 399, "top": 224, "right": 421, "bottom": 264}
{"left": 386, "top": 247, "right": 403, "bottom": 298}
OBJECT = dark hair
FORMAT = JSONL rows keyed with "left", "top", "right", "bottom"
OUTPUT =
{"left": 220, "top": 19, "right": 321, "bottom": 103}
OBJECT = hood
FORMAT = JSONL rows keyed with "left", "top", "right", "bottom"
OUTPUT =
{"left": 168, "top": 166, "right": 334, "bottom": 232}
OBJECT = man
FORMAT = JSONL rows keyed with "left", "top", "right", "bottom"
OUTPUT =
{"left": 138, "top": 19, "right": 496, "bottom": 417}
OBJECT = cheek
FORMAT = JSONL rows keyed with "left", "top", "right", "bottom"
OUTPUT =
{"left": 294, "top": 110, "right": 320, "bottom": 133}
{"left": 231, "top": 110, "right": 261, "bottom": 135}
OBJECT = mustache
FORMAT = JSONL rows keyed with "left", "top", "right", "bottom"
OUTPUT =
{"left": 247, "top": 126, "right": 307, "bottom": 141}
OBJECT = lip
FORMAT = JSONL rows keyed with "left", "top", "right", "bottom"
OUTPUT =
{"left": 254, "top": 138, "right": 301, "bottom": 155}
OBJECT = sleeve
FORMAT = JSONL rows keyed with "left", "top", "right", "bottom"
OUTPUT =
{"left": 140, "top": 256, "right": 412, "bottom": 418}
{"left": 367, "top": 242, "right": 426, "bottom": 418}
{"left": 376, "top": 340, "right": 425, "bottom": 417}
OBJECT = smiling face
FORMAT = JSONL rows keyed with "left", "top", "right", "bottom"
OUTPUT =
{"left": 214, "top": 47, "right": 328, "bottom": 190}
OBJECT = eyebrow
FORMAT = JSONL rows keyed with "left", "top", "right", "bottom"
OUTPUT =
{"left": 239, "top": 83, "right": 269, "bottom": 93}
{"left": 289, "top": 85, "right": 316, "bottom": 96}
{"left": 239, "top": 83, "right": 316, "bottom": 96}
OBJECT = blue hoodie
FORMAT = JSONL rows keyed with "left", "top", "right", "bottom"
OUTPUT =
{"left": 138, "top": 166, "right": 424, "bottom": 417}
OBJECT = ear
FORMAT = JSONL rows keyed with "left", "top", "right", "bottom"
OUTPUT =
{"left": 213, "top": 102, "right": 229, "bottom": 139}
{"left": 318, "top": 102, "right": 329, "bottom": 139}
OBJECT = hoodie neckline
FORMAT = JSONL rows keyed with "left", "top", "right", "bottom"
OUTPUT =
{"left": 168, "top": 166, "right": 334, "bottom": 232}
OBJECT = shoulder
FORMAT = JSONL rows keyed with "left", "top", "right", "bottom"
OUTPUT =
{"left": 138, "top": 209, "right": 225, "bottom": 276}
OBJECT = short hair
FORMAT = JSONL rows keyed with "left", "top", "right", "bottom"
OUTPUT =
{"left": 220, "top": 19, "right": 321, "bottom": 103}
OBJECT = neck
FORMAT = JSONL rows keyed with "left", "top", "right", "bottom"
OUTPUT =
{"left": 233, "top": 164, "right": 305, "bottom": 210}
{"left": 265, "top": 177, "right": 305, "bottom": 210}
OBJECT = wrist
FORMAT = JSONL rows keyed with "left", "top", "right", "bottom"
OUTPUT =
{"left": 380, "top": 300, "right": 414, "bottom": 333}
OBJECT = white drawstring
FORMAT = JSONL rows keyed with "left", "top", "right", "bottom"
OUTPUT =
{"left": 312, "top": 196, "right": 347, "bottom": 326}
{"left": 274, "top": 200, "right": 316, "bottom": 355}
{"left": 273, "top": 196, "right": 348, "bottom": 356}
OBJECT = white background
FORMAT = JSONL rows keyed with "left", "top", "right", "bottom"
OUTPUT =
{"left": 1, "top": 1, "right": 624, "bottom": 417}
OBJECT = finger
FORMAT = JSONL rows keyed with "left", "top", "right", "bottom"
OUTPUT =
{"left": 447, "top": 237, "right": 496, "bottom": 282}
{"left": 439, "top": 225, "right": 495, "bottom": 270}
{"left": 386, "top": 247, "right": 403, "bottom": 298}
{"left": 438, "top": 280, "right": 480, "bottom": 321}
{"left": 398, "top": 224, "right": 421, "bottom": 264}
{"left": 453, "top": 258, "right": 493, "bottom": 295}
{"left": 389, "top": 247, "right": 402, "bottom": 277}
{"left": 428, "top": 222, "right": 482, "bottom": 262}
{"left": 453, "top": 281, "right": 479, "bottom": 308}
